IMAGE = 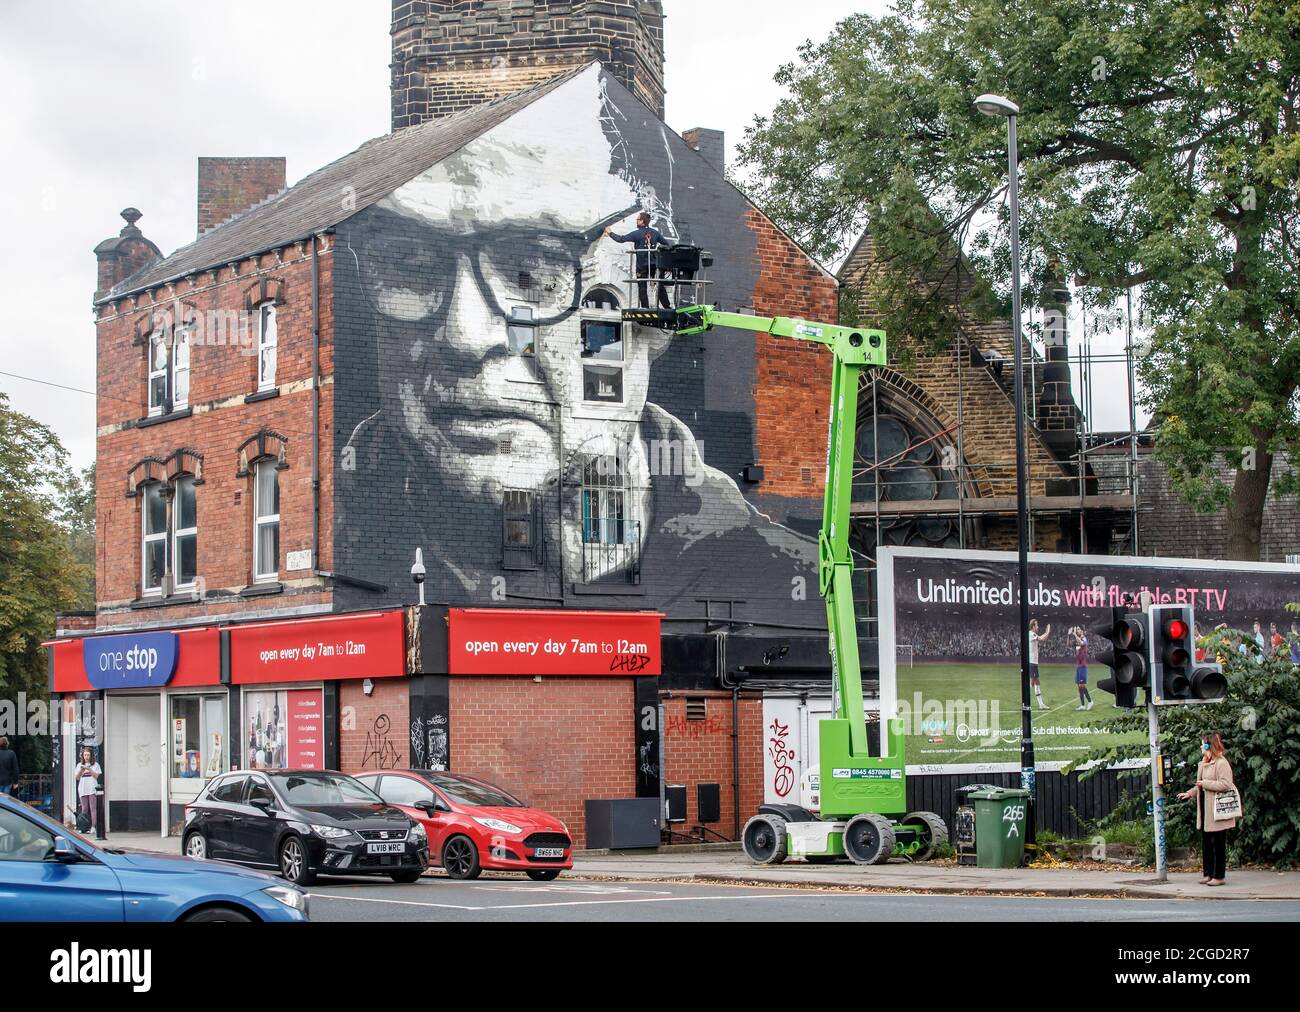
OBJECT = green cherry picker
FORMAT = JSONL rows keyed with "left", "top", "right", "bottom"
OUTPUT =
{"left": 622, "top": 259, "right": 948, "bottom": 866}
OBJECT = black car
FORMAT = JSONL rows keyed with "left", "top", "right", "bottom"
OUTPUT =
{"left": 182, "top": 769, "right": 428, "bottom": 885}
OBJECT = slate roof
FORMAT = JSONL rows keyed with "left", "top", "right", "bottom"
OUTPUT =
{"left": 99, "top": 64, "right": 591, "bottom": 304}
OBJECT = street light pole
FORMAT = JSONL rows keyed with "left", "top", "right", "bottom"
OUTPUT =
{"left": 976, "top": 93, "right": 1037, "bottom": 852}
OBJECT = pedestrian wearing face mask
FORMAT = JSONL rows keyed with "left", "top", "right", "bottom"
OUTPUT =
{"left": 1176, "top": 733, "right": 1239, "bottom": 886}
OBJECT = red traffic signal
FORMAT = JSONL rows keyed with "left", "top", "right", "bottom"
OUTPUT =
{"left": 1150, "top": 604, "right": 1225, "bottom": 705}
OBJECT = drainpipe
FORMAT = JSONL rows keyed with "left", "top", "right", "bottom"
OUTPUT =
{"left": 310, "top": 234, "right": 321, "bottom": 577}
{"left": 732, "top": 685, "right": 741, "bottom": 840}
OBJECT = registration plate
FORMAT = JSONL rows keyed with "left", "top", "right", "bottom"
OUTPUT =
{"left": 367, "top": 842, "right": 405, "bottom": 854}
{"left": 534, "top": 847, "right": 565, "bottom": 858}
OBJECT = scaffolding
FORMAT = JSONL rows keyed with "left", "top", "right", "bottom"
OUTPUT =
{"left": 846, "top": 266, "right": 1149, "bottom": 633}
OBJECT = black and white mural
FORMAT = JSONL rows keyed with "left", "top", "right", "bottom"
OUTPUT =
{"left": 335, "top": 66, "right": 823, "bottom": 630}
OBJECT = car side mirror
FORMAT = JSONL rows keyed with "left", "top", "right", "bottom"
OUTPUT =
{"left": 53, "top": 836, "right": 82, "bottom": 863}
{"left": 418, "top": 801, "right": 439, "bottom": 817}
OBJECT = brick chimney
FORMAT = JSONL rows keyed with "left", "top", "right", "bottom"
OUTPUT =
{"left": 391, "top": 0, "right": 667, "bottom": 130}
{"left": 682, "top": 128, "right": 725, "bottom": 174}
{"left": 197, "top": 157, "right": 287, "bottom": 236}
{"left": 93, "top": 208, "right": 162, "bottom": 301}
{"left": 1035, "top": 263, "right": 1080, "bottom": 454}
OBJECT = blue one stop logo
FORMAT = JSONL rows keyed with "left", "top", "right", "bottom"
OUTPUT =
{"left": 83, "top": 632, "right": 179, "bottom": 689}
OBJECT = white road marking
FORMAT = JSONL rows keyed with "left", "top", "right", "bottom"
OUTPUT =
{"left": 308, "top": 890, "right": 797, "bottom": 912}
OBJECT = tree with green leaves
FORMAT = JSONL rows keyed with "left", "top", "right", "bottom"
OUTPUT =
{"left": 1081, "top": 630, "right": 1300, "bottom": 866}
{"left": 0, "top": 393, "right": 88, "bottom": 775}
{"left": 739, "top": 0, "right": 1300, "bottom": 559}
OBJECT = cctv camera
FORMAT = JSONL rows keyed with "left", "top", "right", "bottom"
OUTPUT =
{"left": 411, "top": 547, "right": 426, "bottom": 584}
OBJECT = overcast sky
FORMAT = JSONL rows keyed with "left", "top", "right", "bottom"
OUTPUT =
{"left": 0, "top": 0, "right": 1138, "bottom": 474}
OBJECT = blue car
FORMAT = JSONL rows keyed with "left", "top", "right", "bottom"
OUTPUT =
{"left": 0, "top": 793, "right": 307, "bottom": 922}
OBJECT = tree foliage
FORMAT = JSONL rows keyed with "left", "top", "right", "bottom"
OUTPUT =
{"left": 1080, "top": 630, "right": 1300, "bottom": 867}
{"left": 738, "top": 0, "right": 1300, "bottom": 557}
{"left": 0, "top": 393, "right": 88, "bottom": 772}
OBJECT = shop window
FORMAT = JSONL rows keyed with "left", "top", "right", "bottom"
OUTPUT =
{"left": 502, "top": 488, "right": 542, "bottom": 571}
{"left": 141, "top": 481, "right": 168, "bottom": 595}
{"left": 253, "top": 459, "right": 280, "bottom": 582}
{"left": 257, "top": 302, "right": 278, "bottom": 390}
{"left": 170, "top": 694, "right": 226, "bottom": 781}
{"left": 173, "top": 475, "right": 198, "bottom": 591}
{"left": 506, "top": 305, "right": 538, "bottom": 380}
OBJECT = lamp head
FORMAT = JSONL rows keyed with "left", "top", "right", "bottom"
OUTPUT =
{"left": 974, "top": 93, "right": 1019, "bottom": 118}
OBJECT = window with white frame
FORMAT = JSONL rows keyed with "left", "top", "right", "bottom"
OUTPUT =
{"left": 580, "top": 454, "right": 627, "bottom": 545}
{"left": 148, "top": 332, "right": 170, "bottom": 416}
{"left": 257, "top": 303, "right": 277, "bottom": 391}
{"left": 253, "top": 460, "right": 280, "bottom": 581}
{"left": 173, "top": 476, "right": 198, "bottom": 590}
{"left": 172, "top": 323, "right": 192, "bottom": 409}
{"left": 580, "top": 288, "right": 623, "bottom": 404}
{"left": 141, "top": 482, "right": 168, "bottom": 594}
{"left": 506, "top": 305, "right": 539, "bottom": 380}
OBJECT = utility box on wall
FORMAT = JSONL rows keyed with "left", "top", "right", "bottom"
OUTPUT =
{"left": 585, "top": 798, "right": 661, "bottom": 850}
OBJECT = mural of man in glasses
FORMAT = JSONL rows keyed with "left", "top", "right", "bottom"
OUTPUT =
{"left": 336, "top": 67, "right": 821, "bottom": 629}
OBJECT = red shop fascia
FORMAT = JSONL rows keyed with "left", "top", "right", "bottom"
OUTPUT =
{"left": 45, "top": 605, "right": 664, "bottom": 838}
{"left": 47, "top": 608, "right": 408, "bottom": 836}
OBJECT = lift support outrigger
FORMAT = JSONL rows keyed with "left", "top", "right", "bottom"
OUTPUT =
{"left": 623, "top": 281, "right": 949, "bottom": 865}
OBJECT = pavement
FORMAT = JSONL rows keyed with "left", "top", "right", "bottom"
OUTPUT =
{"left": 97, "top": 832, "right": 1300, "bottom": 902}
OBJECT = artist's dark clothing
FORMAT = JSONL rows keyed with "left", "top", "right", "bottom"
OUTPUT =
{"left": 635, "top": 264, "right": 673, "bottom": 309}
{"left": 609, "top": 227, "right": 669, "bottom": 270}
{"left": 1202, "top": 827, "right": 1227, "bottom": 879}
{"left": 0, "top": 747, "right": 18, "bottom": 790}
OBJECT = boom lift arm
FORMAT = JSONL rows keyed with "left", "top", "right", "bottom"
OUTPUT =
{"left": 626, "top": 299, "right": 945, "bottom": 865}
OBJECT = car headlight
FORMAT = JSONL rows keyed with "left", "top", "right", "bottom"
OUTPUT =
{"left": 409, "top": 822, "right": 427, "bottom": 843}
{"left": 262, "top": 885, "right": 308, "bottom": 913}
{"left": 310, "top": 824, "right": 354, "bottom": 840}
{"left": 473, "top": 817, "right": 522, "bottom": 835}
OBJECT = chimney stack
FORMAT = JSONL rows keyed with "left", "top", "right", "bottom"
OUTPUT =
{"left": 682, "top": 128, "right": 725, "bottom": 175}
{"left": 197, "top": 157, "right": 286, "bottom": 237}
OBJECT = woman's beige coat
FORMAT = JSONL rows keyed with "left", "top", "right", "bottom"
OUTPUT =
{"left": 1195, "top": 754, "right": 1239, "bottom": 832}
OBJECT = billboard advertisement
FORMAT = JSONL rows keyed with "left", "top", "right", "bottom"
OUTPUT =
{"left": 878, "top": 547, "right": 1300, "bottom": 771}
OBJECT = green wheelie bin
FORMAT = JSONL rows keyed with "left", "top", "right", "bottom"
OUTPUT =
{"left": 967, "top": 787, "right": 1030, "bottom": 868}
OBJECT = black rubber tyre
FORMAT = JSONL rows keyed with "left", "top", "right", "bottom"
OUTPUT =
{"left": 389, "top": 869, "right": 424, "bottom": 883}
{"left": 741, "top": 813, "right": 788, "bottom": 864}
{"left": 442, "top": 835, "right": 482, "bottom": 880}
{"left": 183, "top": 831, "right": 207, "bottom": 861}
{"left": 843, "top": 814, "right": 897, "bottom": 865}
{"left": 901, "top": 811, "right": 949, "bottom": 861}
{"left": 182, "top": 906, "right": 254, "bottom": 923}
{"left": 278, "top": 835, "right": 317, "bottom": 886}
{"left": 526, "top": 869, "right": 562, "bottom": 881}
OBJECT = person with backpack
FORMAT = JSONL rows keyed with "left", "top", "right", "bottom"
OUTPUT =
{"left": 75, "top": 747, "right": 101, "bottom": 833}
{"left": 0, "top": 737, "right": 19, "bottom": 795}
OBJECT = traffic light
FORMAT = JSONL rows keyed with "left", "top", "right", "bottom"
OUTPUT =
{"left": 1149, "top": 604, "right": 1228, "bottom": 705}
{"left": 1091, "top": 606, "right": 1149, "bottom": 708}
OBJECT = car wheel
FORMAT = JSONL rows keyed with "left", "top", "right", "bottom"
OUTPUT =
{"left": 441, "top": 835, "right": 481, "bottom": 880}
{"left": 182, "top": 906, "right": 254, "bottom": 923}
{"left": 278, "top": 835, "right": 317, "bottom": 886}
{"left": 526, "top": 869, "right": 561, "bottom": 882}
{"left": 183, "top": 831, "right": 207, "bottom": 861}
{"left": 389, "top": 869, "right": 424, "bottom": 884}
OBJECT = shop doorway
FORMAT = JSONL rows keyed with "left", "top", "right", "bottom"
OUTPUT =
{"left": 106, "top": 694, "right": 162, "bottom": 833}
{"left": 167, "top": 693, "right": 227, "bottom": 833}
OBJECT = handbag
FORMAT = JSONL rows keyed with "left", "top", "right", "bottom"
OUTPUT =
{"left": 1213, "top": 787, "right": 1243, "bottom": 821}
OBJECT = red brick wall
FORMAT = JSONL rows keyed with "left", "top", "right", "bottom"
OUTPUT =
{"left": 746, "top": 208, "right": 841, "bottom": 499}
{"left": 339, "top": 678, "right": 410, "bottom": 773}
{"left": 661, "top": 692, "right": 763, "bottom": 837}
{"left": 94, "top": 240, "right": 335, "bottom": 627}
{"left": 197, "top": 157, "right": 286, "bottom": 236}
{"left": 448, "top": 676, "right": 635, "bottom": 848}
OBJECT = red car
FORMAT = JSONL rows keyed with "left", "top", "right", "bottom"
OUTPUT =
{"left": 355, "top": 770, "right": 572, "bottom": 881}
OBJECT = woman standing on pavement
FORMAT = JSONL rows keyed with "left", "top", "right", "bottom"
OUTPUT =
{"left": 1177, "top": 733, "right": 1239, "bottom": 886}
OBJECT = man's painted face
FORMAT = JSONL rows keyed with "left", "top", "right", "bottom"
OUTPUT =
{"left": 358, "top": 79, "right": 668, "bottom": 501}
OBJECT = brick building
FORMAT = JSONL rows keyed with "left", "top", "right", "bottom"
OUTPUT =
{"left": 48, "top": 6, "right": 851, "bottom": 849}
